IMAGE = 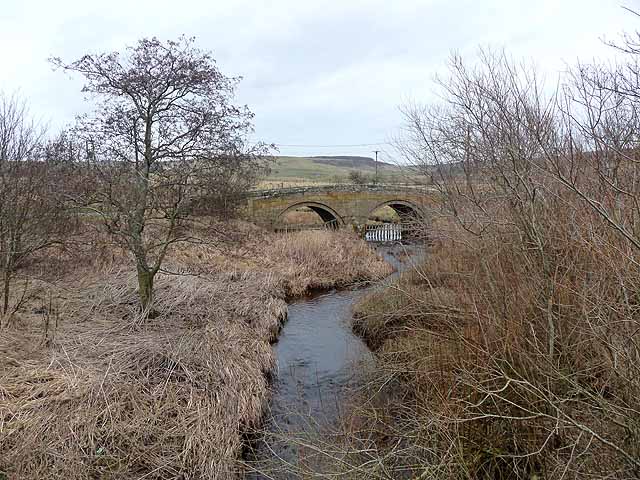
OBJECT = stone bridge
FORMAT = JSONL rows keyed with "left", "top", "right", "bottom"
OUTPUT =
{"left": 246, "top": 184, "right": 434, "bottom": 230}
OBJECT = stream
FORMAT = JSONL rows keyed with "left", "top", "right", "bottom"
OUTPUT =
{"left": 246, "top": 243, "right": 423, "bottom": 479}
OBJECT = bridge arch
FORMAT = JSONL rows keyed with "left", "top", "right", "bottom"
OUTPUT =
{"left": 368, "top": 199, "right": 423, "bottom": 221}
{"left": 276, "top": 201, "right": 345, "bottom": 226}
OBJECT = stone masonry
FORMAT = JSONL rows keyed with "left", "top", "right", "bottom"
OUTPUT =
{"left": 246, "top": 184, "right": 435, "bottom": 230}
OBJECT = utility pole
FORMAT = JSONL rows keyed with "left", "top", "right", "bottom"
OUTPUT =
{"left": 373, "top": 150, "right": 380, "bottom": 185}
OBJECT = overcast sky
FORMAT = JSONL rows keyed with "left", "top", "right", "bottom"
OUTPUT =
{"left": 1, "top": 0, "right": 639, "bottom": 160}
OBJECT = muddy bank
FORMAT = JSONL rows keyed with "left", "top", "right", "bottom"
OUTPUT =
{"left": 0, "top": 229, "right": 390, "bottom": 480}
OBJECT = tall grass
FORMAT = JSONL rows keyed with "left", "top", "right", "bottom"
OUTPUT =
{"left": 262, "top": 229, "right": 393, "bottom": 297}
{"left": 0, "top": 227, "right": 389, "bottom": 479}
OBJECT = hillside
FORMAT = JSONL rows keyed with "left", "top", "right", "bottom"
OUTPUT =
{"left": 261, "top": 155, "right": 409, "bottom": 187}
{"left": 310, "top": 155, "right": 394, "bottom": 169}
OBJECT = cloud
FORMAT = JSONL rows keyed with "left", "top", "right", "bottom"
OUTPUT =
{"left": 1, "top": 0, "right": 637, "bottom": 157}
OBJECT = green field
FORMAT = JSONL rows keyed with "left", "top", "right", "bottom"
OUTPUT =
{"left": 260, "top": 156, "right": 415, "bottom": 188}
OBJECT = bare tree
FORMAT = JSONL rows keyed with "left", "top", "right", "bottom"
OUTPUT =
{"left": 0, "top": 94, "right": 67, "bottom": 322}
{"left": 51, "top": 37, "right": 271, "bottom": 313}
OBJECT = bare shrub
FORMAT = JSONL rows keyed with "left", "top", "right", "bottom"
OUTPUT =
{"left": 342, "top": 45, "right": 640, "bottom": 479}
{"left": 0, "top": 94, "right": 72, "bottom": 324}
{"left": 349, "top": 170, "right": 369, "bottom": 185}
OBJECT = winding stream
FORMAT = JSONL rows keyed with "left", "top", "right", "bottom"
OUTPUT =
{"left": 246, "top": 243, "right": 422, "bottom": 478}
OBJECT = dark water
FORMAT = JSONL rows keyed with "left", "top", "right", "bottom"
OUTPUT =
{"left": 245, "top": 243, "right": 423, "bottom": 478}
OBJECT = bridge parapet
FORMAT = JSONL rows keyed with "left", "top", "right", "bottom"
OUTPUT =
{"left": 249, "top": 184, "right": 429, "bottom": 199}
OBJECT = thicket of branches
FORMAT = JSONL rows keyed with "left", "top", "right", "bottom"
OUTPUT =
{"left": 358, "top": 35, "right": 640, "bottom": 478}
{"left": 0, "top": 94, "right": 72, "bottom": 324}
{"left": 50, "top": 36, "right": 272, "bottom": 312}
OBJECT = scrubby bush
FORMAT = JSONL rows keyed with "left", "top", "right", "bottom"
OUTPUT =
{"left": 348, "top": 42, "right": 640, "bottom": 479}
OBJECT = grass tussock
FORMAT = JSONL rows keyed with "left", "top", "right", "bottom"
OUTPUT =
{"left": 0, "top": 226, "right": 388, "bottom": 479}
{"left": 0, "top": 268, "right": 280, "bottom": 479}
{"left": 352, "top": 267, "right": 466, "bottom": 350}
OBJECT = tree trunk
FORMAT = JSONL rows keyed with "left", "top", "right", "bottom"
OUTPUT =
{"left": 137, "top": 266, "right": 154, "bottom": 314}
{"left": 1, "top": 247, "right": 12, "bottom": 318}
{"left": 2, "top": 268, "right": 9, "bottom": 318}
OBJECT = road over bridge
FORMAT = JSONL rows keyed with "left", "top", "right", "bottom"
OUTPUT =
{"left": 246, "top": 184, "right": 435, "bottom": 231}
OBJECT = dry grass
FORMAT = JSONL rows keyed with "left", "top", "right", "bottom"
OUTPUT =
{"left": 0, "top": 226, "right": 389, "bottom": 479}
{"left": 260, "top": 229, "right": 393, "bottom": 297}
{"left": 367, "top": 205, "right": 400, "bottom": 223}
{"left": 0, "top": 268, "right": 281, "bottom": 479}
{"left": 352, "top": 266, "right": 464, "bottom": 350}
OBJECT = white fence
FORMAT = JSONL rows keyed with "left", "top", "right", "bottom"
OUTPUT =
{"left": 275, "top": 221, "right": 408, "bottom": 242}
{"left": 365, "top": 223, "right": 403, "bottom": 242}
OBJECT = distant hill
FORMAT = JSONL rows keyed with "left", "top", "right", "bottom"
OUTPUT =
{"left": 261, "top": 155, "right": 405, "bottom": 187}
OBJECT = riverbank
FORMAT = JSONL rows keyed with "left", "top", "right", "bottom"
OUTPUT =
{"left": 0, "top": 226, "right": 391, "bottom": 479}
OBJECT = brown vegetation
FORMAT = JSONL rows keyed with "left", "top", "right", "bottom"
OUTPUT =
{"left": 262, "top": 229, "right": 392, "bottom": 297}
{"left": 342, "top": 44, "right": 640, "bottom": 479}
{"left": 0, "top": 227, "right": 389, "bottom": 479}
{"left": 351, "top": 209, "right": 640, "bottom": 478}
{"left": 0, "top": 94, "right": 73, "bottom": 320}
